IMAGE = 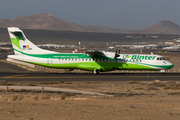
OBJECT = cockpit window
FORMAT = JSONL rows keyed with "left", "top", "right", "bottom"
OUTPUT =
{"left": 157, "top": 57, "right": 166, "bottom": 61}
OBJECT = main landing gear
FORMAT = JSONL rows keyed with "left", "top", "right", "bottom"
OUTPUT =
{"left": 93, "top": 69, "right": 100, "bottom": 75}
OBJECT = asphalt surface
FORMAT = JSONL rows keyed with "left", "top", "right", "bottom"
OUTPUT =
{"left": 0, "top": 61, "right": 27, "bottom": 72}
{"left": 0, "top": 72, "right": 180, "bottom": 82}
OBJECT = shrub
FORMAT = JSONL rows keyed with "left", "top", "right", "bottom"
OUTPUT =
{"left": 61, "top": 93, "right": 66, "bottom": 100}
{"left": 59, "top": 80, "right": 64, "bottom": 83}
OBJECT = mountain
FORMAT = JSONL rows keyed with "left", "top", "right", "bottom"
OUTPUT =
{"left": 0, "top": 13, "right": 180, "bottom": 34}
{"left": 0, "top": 13, "right": 126, "bottom": 32}
{"left": 129, "top": 20, "right": 180, "bottom": 34}
{"left": 0, "top": 13, "right": 89, "bottom": 32}
{"left": 0, "top": 18, "right": 9, "bottom": 26}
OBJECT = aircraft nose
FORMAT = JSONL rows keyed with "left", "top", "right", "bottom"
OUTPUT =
{"left": 170, "top": 63, "right": 174, "bottom": 68}
{"left": 167, "top": 62, "right": 174, "bottom": 69}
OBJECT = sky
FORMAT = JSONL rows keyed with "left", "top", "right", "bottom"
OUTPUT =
{"left": 0, "top": 0, "right": 180, "bottom": 29}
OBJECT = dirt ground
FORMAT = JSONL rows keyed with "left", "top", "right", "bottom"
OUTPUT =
{"left": 0, "top": 80, "right": 180, "bottom": 120}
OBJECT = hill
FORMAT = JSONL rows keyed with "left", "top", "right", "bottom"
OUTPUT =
{"left": 128, "top": 20, "right": 180, "bottom": 34}
{"left": 0, "top": 13, "right": 89, "bottom": 32}
{"left": 0, "top": 13, "right": 180, "bottom": 34}
{"left": 0, "top": 13, "right": 126, "bottom": 33}
{"left": 0, "top": 18, "right": 9, "bottom": 26}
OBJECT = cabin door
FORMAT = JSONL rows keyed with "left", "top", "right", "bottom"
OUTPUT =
{"left": 47, "top": 58, "right": 52, "bottom": 66}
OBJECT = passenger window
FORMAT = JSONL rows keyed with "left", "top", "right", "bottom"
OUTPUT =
{"left": 157, "top": 57, "right": 159, "bottom": 60}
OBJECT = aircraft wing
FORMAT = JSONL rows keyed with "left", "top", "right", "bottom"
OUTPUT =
{"left": 85, "top": 50, "right": 107, "bottom": 58}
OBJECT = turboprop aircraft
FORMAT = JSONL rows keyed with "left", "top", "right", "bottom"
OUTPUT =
{"left": 7, "top": 27, "right": 173, "bottom": 74}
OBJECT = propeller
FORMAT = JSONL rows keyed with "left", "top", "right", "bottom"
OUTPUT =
{"left": 114, "top": 47, "right": 120, "bottom": 62}
{"left": 115, "top": 49, "right": 120, "bottom": 57}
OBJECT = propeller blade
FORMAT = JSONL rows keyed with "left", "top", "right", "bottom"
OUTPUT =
{"left": 114, "top": 47, "right": 120, "bottom": 63}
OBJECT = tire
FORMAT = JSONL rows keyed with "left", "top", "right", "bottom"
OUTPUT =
{"left": 96, "top": 69, "right": 100, "bottom": 74}
{"left": 93, "top": 69, "right": 100, "bottom": 75}
{"left": 93, "top": 70, "right": 97, "bottom": 75}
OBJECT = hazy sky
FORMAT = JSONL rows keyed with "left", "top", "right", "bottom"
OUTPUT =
{"left": 0, "top": 0, "right": 180, "bottom": 29}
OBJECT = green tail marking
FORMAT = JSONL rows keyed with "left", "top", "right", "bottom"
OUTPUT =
{"left": 11, "top": 32, "right": 25, "bottom": 51}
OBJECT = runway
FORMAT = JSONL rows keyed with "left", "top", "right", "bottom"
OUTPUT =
{"left": 0, "top": 72, "right": 180, "bottom": 82}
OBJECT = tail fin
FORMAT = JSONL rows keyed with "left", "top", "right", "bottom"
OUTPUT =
{"left": 7, "top": 27, "right": 57, "bottom": 55}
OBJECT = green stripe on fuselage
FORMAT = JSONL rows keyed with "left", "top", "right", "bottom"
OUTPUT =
{"left": 25, "top": 61, "right": 159, "bottom": 72}
{"left": 14, "top": 48, "right": 114, "bottom": 59}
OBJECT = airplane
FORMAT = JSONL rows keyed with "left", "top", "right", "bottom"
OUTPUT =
{"left": 7, "top": 27, "right": 173, "bottom": 74}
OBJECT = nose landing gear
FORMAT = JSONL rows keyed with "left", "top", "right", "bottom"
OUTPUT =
{"left": 160, "top": 70, "right": 165, "bottom": 74}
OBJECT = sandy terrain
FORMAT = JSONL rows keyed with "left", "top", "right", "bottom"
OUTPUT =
{"left": 0, "top": 80, "right": 180, "bottom": 120}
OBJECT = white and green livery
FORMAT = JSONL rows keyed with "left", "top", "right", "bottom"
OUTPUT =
{"left": 7, "top": 27, "right": 173, "bottom": 74}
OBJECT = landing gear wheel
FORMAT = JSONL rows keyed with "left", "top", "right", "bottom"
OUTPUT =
{"left": 93, "top": 69, "right": 100, "bottom": 75}
{"left": 160, "top": 70, "right": 165, "bottom": 74}
{"left": 93, "top": 70, "right": 97, "bottom": 75}
{"left": 97, "top": 70, "right": 100, "bottom": 74}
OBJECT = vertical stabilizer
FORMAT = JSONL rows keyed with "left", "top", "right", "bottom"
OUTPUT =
{"left": 7, "top": 27, "right": 57, "bottom": 55}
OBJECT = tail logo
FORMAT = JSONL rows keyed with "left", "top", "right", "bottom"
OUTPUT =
{"left": 23, "top": 45, "right": 32, "bottom": 50}
{"left": 23, "top": 45, "right": 29, "bottom": 48}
